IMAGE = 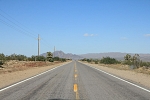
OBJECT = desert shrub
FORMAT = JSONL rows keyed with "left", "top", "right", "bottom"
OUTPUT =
{"left": 95, "top": 60, "right": 98, "bottom": 64}
{"left": 87, "top": 59, "right": 92, "bottom": 63}
{"left": 140, "top": 61, "right": 150, "bottom": 68}
{"left": 0, "top": 61, "right": 3, "bottom": 65}
{"left": 81, "top": 58, "right": 87, "bottom": 61}
{"left": 123, "top": 60, "right": 133, "bottom": 65}
{"left": 36, "top": 56, "right": 46, "bottom": 61}
{"left": 124, "top": 54, "right": 140, "bottom": 68}
{"left": 48, "top": 59, "right": 53, "bottom": 62}
{"left": 100, "top": 57, "right": 120, "bottom": 64}
{"left": 60, "top": 58, "right": 66, "bottom": 62}
{"left": 53, "top": 57, "right": 60, "bottom": 61}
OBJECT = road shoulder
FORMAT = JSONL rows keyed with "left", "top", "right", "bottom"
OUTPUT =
{"left": 80, "top": 61, "right": 150, "bottom": 89}
{"left": 0, "top": 61, "right": 69, "bottom": 88}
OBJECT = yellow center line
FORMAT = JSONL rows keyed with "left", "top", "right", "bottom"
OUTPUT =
{"left": 74, "top": 84, "right": 77, "bottom": 92}
{"left": 74, "top": 74, "right": 77, "bottom": 80}
{"left": 74, "top": 62, "right": 79, "bottom": 99}
{"left": 74, "top": 74, "right": 77, "bottom": 78}
{"left": 74, "top": 84, "right": 79, "bottom": 99}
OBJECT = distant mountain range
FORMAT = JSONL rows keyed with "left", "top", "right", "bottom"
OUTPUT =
{"left": 41, "top": 51, "right": 83, "bottom": 60}
{"left": 41, "top": 51, "right": 150, "bottom": 61}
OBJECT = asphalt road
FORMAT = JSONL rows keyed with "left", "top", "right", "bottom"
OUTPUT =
{"left": 0, "top": 61, "right": 150, "bottom": 100}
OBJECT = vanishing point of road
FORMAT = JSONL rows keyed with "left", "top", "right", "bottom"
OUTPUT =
{"left": 0, "top": 61, "right": 150, "bottom": 100}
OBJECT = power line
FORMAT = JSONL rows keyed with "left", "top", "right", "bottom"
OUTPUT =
{"left": 0, "top": 14, "right": 37, "bottom": 39}
{"left": 0, "top": 9, "right": 54, "bottom": 54}
{"left": 0, "top": 9, "right": 37, "bottom": 37}
{"left": 0, "top": 19, "right": 36, "bottom": 39}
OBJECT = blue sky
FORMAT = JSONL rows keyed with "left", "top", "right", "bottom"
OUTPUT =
{"left": 0, "top": 0, "right": 150, "bottom": 56}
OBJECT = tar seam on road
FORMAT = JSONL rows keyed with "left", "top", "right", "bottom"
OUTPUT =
{"left": 82, "top": 63, "right": 150, "bottom": 93}
{"left": 0, "top": 62, "right": 71, "bottom": 92}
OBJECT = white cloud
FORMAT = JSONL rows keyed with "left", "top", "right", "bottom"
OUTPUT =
{"left": 120, "top": 37, "right": 128, "bottom": 40}
{"left": 83, "top": 33, "right": 98, "bottom": 37}
{"left": 144, "top": 34, "right": 150, "bottom": 37}
{"left": 83, "top": 33, "right": 89, "bottom": 36}
{"left": 90, "top": 34, "right": 94, "bottom": 36}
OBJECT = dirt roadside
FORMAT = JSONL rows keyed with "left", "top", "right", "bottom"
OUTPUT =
{"left": 0, "top": 61, "right": 70, "bottom": 89}
{"left": 81, "top": 61, "right": 150, "bottom": 89}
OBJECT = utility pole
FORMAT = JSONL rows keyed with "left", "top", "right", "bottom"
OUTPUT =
{"left": 38, "top": 34, "right": 40, "bottom": 56}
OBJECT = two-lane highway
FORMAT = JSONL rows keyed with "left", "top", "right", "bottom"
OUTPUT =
{"left": 0, "top": 61, "right": 150, "bottom": 100}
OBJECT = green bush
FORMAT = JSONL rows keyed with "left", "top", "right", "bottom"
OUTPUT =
{"left": 140, "top": 61, "right": 150, "bottom": 68}
{"left": 0, "top": 61, "right": 3, "bottom": 65}
{"left": 95, "top": 60, "right": 98, "bottom": 64}
{"left": 49, "top": 59, "right": 54, "bottom": 62}
{"left": 61, "top": 58, "right": 66, "bottom": 62}
{"left": 123, "top": 60, "right": 133, "bottom": 65}
{"left": 53, "top": 57, "right": 60, "bottom": 61}
{"left": 87, "top": 59, "right": 92, "bottom": 63}
{"left": 100, "top": 57, "right": 120, "bottom": 64}
{"left": 36, "top": 56, "right": 46, "bottom": 61}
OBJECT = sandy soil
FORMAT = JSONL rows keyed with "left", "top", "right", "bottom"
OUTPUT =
{"left": 0, "top": 61, "right": 69, "bottom": 88}
{"left": 82, "top": 62, "right": 150, "bottom": 88}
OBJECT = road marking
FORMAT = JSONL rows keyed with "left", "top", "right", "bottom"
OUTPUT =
{"left": 88, "top": 65, "right": 150, "bottom": 93}
{"left": 74, "top": 84, "right": 79, "bottom": 99}
{"left": 74, "top": 62, "right": 77, "bottom": 72}
{"left": 75, "top": 74, "right": 77, "bottom": 78}
{"left": 74, "top": 84, "right": 78, "bottom": 92}
{"left": 74, "top": 74, "right": 77, "bottom": 80}
{"left": 76, "top": 91, "right": 79, "bottom": 100}
{"left": 0, "top": 63, "right": 70, "bottom": 92}
{"left": 74, "top": 62, "right": 79, "bottom": 99}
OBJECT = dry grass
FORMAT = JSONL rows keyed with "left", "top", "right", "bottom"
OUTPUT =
{"left": 87, "top": 62, "right": 150, "bottom": 75}
{"left": 135, "top": 67, "right": 150, "bottom": 75}
{"left": 0, "top": 61, "right": 61, "bottom": 74}
{"left": 98, "top": 64, "right": 129, "bottom": 70}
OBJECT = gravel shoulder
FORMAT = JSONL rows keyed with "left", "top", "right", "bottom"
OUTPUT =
{"left": 0, "top": 61, "right": 69, "bottom": 89}
{"left": 80, "top": 61, "right": 150, "bottom": 89}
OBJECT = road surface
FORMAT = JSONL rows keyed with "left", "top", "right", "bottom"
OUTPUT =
{"left": 0, "top": 61, "right": 150, "bottom": 100}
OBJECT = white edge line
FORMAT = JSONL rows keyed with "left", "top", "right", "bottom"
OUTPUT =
{"left": 0, "top": 62, "right": 69, "bottom": 92}
{"left": 81, "top": 62, "right": 150, "bottom": 93}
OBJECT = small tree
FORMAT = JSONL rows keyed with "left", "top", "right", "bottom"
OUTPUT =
{"left": 47, "top": 52, "right": 53, "bottom": 62}
{"left": 132, "top": 54, "right": 140, "bottom": 68}
{"left": 124, "top": 54, "right": 131, "bottom": 61}
{"left": 0, "top": 53, "right": 5, "bottom": 60}
{"left": 94, "top": 60, "right": 98, "bottom": 64}
{"left": 124, "top": 54, "right": 132, "bottom": 65}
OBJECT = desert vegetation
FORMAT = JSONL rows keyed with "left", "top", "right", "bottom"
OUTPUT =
{"left": 0, "top": 52, "right": 70, "bottom": 74}
{"left": 80, "top": 54, "right": 150, "bottom": 74}
{"left": 0, "top": 52, "right": 68, "bottom": 63}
